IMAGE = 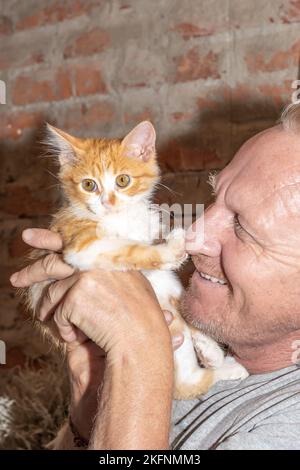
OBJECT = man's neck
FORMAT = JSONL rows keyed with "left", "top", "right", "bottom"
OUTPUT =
{"left": 231, "top": 330, "right": 300, "bottom": 375}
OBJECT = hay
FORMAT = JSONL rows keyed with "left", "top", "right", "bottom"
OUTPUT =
{"left": 0, "top": 355, "right": 69, "bottom": 450}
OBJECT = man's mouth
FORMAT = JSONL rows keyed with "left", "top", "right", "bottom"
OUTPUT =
{"left": 198, "top": 271, "right": 227, "bottom": 285}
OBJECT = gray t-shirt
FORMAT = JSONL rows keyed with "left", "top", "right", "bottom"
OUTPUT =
{"left": 170, "top": 365, "right": 300, "bottom": 450}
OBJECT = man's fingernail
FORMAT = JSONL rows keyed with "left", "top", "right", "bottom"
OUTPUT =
{"left": 164, "top": 310, "right": 173, "bottom": 323}
{"left": 172, "top": 334, "right": 184, "bottom": 347}
{"left": 22, "top": 229, "right": 33, "bottom": 243}
{"left": 10, "top": 273, "right": 18, "bottom": 285}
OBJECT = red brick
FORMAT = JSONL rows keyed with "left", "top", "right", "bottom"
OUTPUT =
{"left": 0, "top": 110, "right": 44, "bottom": 140}
{"left": 174, "top": 47, "right": 220, "bottom": 82}
{"left": 170, "top": 112, "right": 193, "bottom": 123}
{"left": 280, "top": 0, "right": 300, "bottom": 23}
{"left": 16, "top": 0, "right": 101, "bottom": 31}
{"left": 159, "top": 138, "right": 220, "bottom": 172}
{"left": 1, "top": 347, "right": 26, "bottom": 369}
{"left": 74, "top": 65, "right": 107, "bottom": 96}
{"left": 258, "top": 82, "right": 291, "bottom": 107}
{"left": 124, "top": 108, "right": 154, "bottom": 125}
{"left": 171, "top": 22, "right": 214, "bottom": 39}
{"left": 0, "top": 184, "right": 54, "bottom": 217}
{"left": 0, "top": 46, "right": 45, "bottom": 71}
{"left": 64, "top": 28, "right": 110, "bottom": 58}
{"left": 60, "top": 101, "right": 115, "bottom": 131}
{"left": 8, "top": 231, "right": 28, "bottom": 258}
{"left": 12, "top": 68, "right": 72, "bottom": 105}
{"left": 0, "top": 16, "right": 12, "bottom": 35}
{"left": 245, "top": 39, "right": 300, "bottom": 73}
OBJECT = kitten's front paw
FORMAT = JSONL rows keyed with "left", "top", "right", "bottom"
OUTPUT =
{"left": 214, "top": 356, "right": 249, "bottom": 382}
{"left": 164, "top": 228, "right": 188, "bottom": 267}
{"left": 64, "top": 251, "right": 91, "bottom": 271}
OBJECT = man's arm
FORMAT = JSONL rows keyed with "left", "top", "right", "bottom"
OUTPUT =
{"left": 11, "top": 228, "right": 177, "bottom": 450}
{"left": 89, "top": 339, "right": 174, "bottom": 450}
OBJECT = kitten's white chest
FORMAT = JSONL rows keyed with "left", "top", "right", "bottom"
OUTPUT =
{"left": 102, "top": 203, "right": 160, "bottom": 243}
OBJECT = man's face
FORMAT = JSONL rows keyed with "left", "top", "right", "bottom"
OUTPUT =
{"left": 183, "top": 126, "right": 300, "bottom": 348}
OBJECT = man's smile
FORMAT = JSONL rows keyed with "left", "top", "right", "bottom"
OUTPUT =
{"left": 198, "top": 271, "right": 227, "bottom": 285}
{"left": 192, "top": 256, "right": 228, "bottom": 286}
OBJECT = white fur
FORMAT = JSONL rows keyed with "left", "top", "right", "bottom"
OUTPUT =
{"left": 45, "top": 128, "right": 248, "bottom": 398}
{"left": 214, "top": 356, "right": 249, "bottom": 382}
{"left": 192, "top": 330, "right": 225, "bottom": 369}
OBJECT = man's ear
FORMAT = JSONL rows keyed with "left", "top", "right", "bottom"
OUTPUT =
{"left": 121, "top": 121, "right": 156, "bottom": 162}
{"left": 46, "top": 124, "right": 84, "bottom": 166}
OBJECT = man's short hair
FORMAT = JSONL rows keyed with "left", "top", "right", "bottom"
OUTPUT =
{"left": 280, "top": 103, "right": 300, "bottom": 132}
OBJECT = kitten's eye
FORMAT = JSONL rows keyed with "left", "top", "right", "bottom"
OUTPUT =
{"left": 115, "top": 174, "right": 131, "bottom": 188}
{"left": 81, "top": 179, "right": 98, "bottom": 192}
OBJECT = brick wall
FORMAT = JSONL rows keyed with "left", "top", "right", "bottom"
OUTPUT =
{"left": 0, "top": 0, "right": 299, "bottom": 351}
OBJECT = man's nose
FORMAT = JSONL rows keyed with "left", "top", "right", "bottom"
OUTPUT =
{"left": 185, "top": 204, "right": 223, "bottom": 256}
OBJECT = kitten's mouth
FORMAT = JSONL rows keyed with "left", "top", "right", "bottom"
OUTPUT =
{"left": 198, "top": 271, "right": 227, "bottom": 285}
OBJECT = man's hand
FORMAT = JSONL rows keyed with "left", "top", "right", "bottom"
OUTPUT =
{"left": 10, "top": 229, "right": 106, "bottom": 441}
{"left": 11, "top": 229, "right": 172, "bottom": 358}
{"left": 10, "top": 228, "right": 184, "bottom": 448}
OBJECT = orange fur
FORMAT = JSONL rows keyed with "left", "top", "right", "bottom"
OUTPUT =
{"left": 23, "top": 123, "right": 162, "bottom": 347}
{"left": 21, "top": 121, "right": 227, "bottom": 402}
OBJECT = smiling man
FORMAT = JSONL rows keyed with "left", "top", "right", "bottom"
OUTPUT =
{"left": 10, "top": 105, "right": 300, "bottom": 450}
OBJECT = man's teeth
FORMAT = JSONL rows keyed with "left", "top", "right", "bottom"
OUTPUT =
{"left": 199, "top": 271, "right": 227, "bottom": 285}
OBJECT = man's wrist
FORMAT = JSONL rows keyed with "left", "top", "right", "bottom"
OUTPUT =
{"left": 69, "top": 382, "right": 100, "bottom": 441}
{"left": 89, "top": 341, "right": 174, "bottom": 449}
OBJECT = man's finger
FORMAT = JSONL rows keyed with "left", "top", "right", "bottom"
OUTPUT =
{"left": 10, "top": 253, "right": 74, "bottom": 287}
{"left": 54, "top": 301, "right": 81, "bottom": 344}
{"left": 39, "top": 275, "right": 78, "bottom": 321}
{"left": 172, "top": 334, "right": 184, "bottom": 351}
{"left": 22, "top": 228, "right": 63, "bottom": 251}
{"left": 163, "top": 309, "right": 173, "bottom": 325}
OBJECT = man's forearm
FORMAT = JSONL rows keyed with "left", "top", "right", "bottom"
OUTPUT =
{"left": 89, "top": 345, "right": 174, "bottom": 450}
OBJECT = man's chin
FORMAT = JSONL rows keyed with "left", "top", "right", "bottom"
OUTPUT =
{"left": 181, "top": 288, "right": 224, "bottom": 343}
{"left": 181, "top": 288, "right": 208, "bottom": 329}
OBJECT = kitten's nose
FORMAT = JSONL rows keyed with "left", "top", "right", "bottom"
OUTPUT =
{"left": 101, "top": 193, "right": 115, "bottom": 208}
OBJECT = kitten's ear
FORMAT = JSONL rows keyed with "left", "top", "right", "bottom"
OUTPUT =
{"left": 46, "top": 124, "right": 84, "bottom": 165}
{"left": 121, "top": 121, "right": 156, "bottom": 162}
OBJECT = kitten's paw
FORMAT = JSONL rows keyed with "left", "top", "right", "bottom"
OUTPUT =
{"left": 214, "top": 356, "right": 249, "bottom": 382}
{"left": 64, "top": 251, "right": 91, "bottom": 271}
{"left": 164, "top": 228, "right": 188, "bottom": 267}
{"left": 192, "top": 332, "right": 225, "bottom": 369}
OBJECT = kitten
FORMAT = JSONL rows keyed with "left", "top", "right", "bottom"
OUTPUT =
{"left": 25, "top": 121, "right": 248, "bottom": 400}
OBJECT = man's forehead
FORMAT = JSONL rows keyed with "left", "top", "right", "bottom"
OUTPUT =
{"left": 219, "top": 126, "right": 300, "bottom": 209}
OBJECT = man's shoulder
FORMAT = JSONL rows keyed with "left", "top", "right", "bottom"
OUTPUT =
{"left": 171, "top": 365, "right": 300, "bottom": 450}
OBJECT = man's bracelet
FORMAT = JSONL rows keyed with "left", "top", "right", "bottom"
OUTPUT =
{"left": 69, "top": 416, "right": 89, "bottom": 449}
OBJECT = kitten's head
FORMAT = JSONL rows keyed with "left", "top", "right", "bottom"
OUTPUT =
{"left": 46, "top": 121, "right": 160, "bottom": 217}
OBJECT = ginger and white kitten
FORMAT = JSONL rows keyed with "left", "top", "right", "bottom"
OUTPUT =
{"left": 26, "top": 121, "right": 248, "bottom": 400}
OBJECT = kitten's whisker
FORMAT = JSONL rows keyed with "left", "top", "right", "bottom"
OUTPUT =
{"left": 46, "top": 170, "right": 60, "bottom": 182}
{"left": 45, "top": 183, "right": 61, "bottom": 190}
{"left": 155, "top": 182, "right": 182, "bottom": 196}
{"left": 158, "top": 207, "right": 172, "bottom": 215}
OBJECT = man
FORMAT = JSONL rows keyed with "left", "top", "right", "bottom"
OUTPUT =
{"left": 10, "top": 105, "right": 300, "bottom": 450}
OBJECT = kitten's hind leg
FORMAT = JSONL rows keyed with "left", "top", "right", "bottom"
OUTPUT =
{"left": 213, "top": 356, "right": 249, "bottom": 382}
{"left": 168, "top": 311, "right": 248, "bottom": 400}
{"left": 190, "top": 327, "right": 225, "bottom": 369}
{"left": 171, "top": 318, "right": 215, "bottom": 400}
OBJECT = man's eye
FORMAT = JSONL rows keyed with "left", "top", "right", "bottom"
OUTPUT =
{"left": 233, "top": 214, "right": 243, "bottom": 233}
